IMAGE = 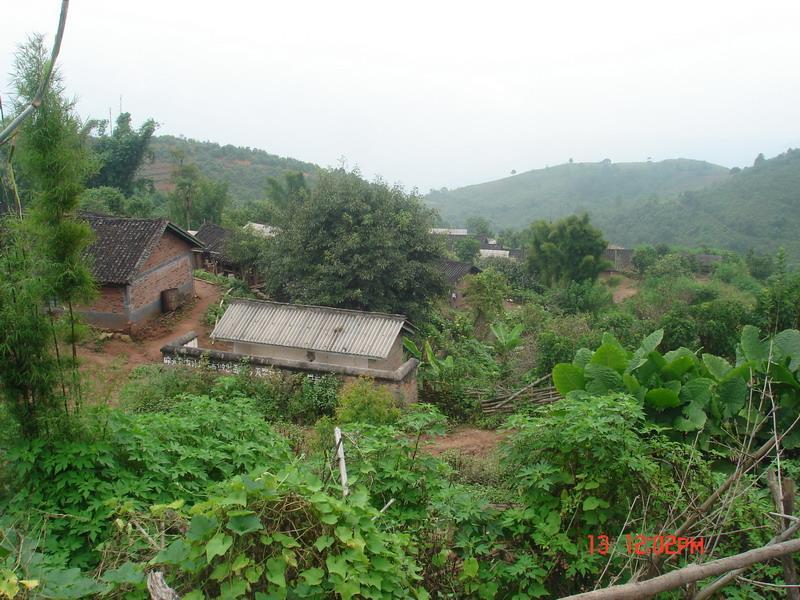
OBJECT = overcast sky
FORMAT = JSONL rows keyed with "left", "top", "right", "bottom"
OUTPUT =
{"left": 3, "top": 1, "right": 800, "bottom": 193}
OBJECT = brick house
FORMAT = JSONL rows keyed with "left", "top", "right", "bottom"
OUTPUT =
{"left": 79, "top": 213, "right": 204, "bottom": 332}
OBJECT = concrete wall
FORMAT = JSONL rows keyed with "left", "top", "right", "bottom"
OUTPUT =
{"left": 163, "top": 332, "right": 419, "bottom": 404}
{"left": 232, "top": 333, "right": 406, "bottom": 371}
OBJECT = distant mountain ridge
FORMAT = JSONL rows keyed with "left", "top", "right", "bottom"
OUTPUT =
{"left": 426, "top": 158, "right": 731, "bottom": 229}
{"left": 138, "top": 135, "right": 319, "bottom": 202}
{"left": 425, "top": 151, "right": 800, "bottom": 259}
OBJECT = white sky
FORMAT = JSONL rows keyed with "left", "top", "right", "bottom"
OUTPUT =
{"left": 3, "top": 1, "right": 800, "bottom": 193}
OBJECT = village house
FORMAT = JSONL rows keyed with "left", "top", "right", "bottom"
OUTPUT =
{"left": 194, "top": 222, "right": 237, "bottom": 277}
{"left": 440, "top": 259, "right": 481, "bottom": 306}
{"left": 79, "top": 213, "right": 204, "bottom": 332}
{"left": 161, "top": 298, "right": 420, "bottom": 402}
{"left": 603, "top": 244, "right": 634, "bottom": 272}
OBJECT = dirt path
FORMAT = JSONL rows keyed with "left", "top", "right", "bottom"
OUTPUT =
{"left": 79, "top": 278, "right": 223, "bottom": 404}
{"left": 423, "top": 427, "right": 508, "bottom": 457}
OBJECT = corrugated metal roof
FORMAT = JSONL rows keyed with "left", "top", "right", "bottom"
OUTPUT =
{"left": 211, "top": 299, "right": 407, "bottom": 359}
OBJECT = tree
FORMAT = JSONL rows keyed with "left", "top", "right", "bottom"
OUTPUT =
{"left": 87, "top": 112, "right": 157, "bottom": 195}
{"left": 167, "top": 151, "right": 228, "bottom": 229}
{"left": 525, "top": 214, "right": 608, "bottom": 287}
{"left": 79, "top": 186, "right": 127, "bottom": 215}
{"left": 261, "top": 168, "right": 446, "bottom": 320}
{"left": 463, "top": 268, "right": 509, "bottom": 335}
{"left": 631, "top": 244, "right": 658, "bottom": 277}
{"left": 454, "top": 237, "right": 480, "bottom": 263}
{"left": 1, "top": 34, "right": 96, "bottom": 435}
{"left": 466, "top": 216, "right": 493, "bottom": 237}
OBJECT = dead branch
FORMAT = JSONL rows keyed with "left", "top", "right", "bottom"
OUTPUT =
{"left": 767, "top": 471, "right": 799, "bottom": 599}
{"left": 561, "top": 537, "right": 800, "bottom": 600}
{"left": 0, "top": 1, "right": 70, "bottom": 146}
{"left": 648, "top": 435, "right": 777, "bottom": 573}
{"left": 693, "top": 519, "right": 800, "bottom": 599}
{"left": 146, "top": 571, "right": 179, "bottom": 600}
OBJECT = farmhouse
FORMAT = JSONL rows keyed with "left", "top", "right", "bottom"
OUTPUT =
{"left": 603, "top": 244, "right": 634, "bottom": 272}
{"left": 163, "top": 298, "right": 419, "bottom": 402}
{"left": 195, "top": 222, "right": 237, "bottom": 277}
{"left": 211, "top": 299, "right": 408, "bottom": 370}
{"left": 440, "top": 260, "right": 481, "bottom": 306}
{"left": 79, "top": 213, "right": 203, "bottom": 332}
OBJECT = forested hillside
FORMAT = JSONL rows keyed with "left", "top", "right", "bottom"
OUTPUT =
{"left": 426, "top": 158, "right": 730, "bottom": 228}
{"left": 427, "top": 151, "right": 800, "bottom": 260}
{"left": 138, "top": 135, "right": 319, "bottom": 202}
{"left": 595, "top": 149, "right": 800, "bottom": 259}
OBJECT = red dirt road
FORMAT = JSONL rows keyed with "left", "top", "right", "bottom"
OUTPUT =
{"left": 424, "top": 427, "right": 508, "bottom": 457}
{"left": 78, "top": 278, "right": 223, "bottom": 404}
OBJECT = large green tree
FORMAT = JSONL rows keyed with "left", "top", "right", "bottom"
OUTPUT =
{"left": 525, "top": 214, "right": 608, "bottom": 286}
{"left": 261, "top": 169, "right": 446, "bottom": 319}
{"left": 87, "top": 112, "right": 156, "bottom": 195}
{"left": 1, "top": 34, "right": 96, "bottom": 435}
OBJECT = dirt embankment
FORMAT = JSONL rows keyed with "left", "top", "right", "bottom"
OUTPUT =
{"left": 78, "top": 278, "right": 223, "bottom": 404}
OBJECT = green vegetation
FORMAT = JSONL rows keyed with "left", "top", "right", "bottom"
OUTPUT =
{"left": 141, "top": 135, "right": 318, "bottom": 204}
{"left": 260, "top": 168, "right": 447, "bottom": 320}
{"left": 427, "top": 158, "right": 729, "bottom": 232}
{"left": 6, "top": 24, "right": 800, "bottom": 600}
{"left": 428, "top": 152, "right": 800, "bottom": 262}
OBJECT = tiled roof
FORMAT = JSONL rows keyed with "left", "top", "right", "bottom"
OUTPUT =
{"left": 195, "top": 223, "right": 230, "bottom": 256}
{"left": 439, "top": 260, "right": 481, "bottom": 284}
{"left": 211, "top": 299, "right": 407, "bottom": 359}
{"left": 82, "top": 213, "right": 201, "bottom": 285}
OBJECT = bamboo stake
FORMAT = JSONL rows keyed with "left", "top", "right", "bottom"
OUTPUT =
{"left": 334, "top": 427, "right": 349, "bottom": 497}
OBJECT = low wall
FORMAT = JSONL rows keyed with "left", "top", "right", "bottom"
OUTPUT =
{"left": 161, "top": 331, "right": 419, "bottom": 404}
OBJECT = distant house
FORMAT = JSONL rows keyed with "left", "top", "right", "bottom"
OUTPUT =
{"left": 478, "top": 237, "right": 517, "bottom": 260}
{"left": 439, "top": 260, "right": 481, "bottom": 306}
{"left": 430, "top": 228, "right": 469, "bottom": 236}
{"left": 195, "top": 222, "right": 237, "bottom": 277}
{"left": 212, "top": 299, "right": 409, "bottom": 371}
{"left": 245, "top": 222, "right": 280, "bottom": 238}
{"left": 694, "top": 253, "right": 723, "bottom": 273}
{"left": 603, "top": 244, "right": 634, "bottom": 272}
{"left": 80, "top": 213, "right": 204, "bottom": 332}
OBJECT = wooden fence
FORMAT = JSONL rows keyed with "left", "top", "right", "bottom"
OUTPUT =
{"left": 480, "top": 375, "right": 562, "bottom": 414}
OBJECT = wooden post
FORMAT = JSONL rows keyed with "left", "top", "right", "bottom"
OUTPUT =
{"left": 334, "top": 427, "right": 349, "bottom": 497}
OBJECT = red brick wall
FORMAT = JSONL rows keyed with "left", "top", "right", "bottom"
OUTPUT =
{"left": 140, "top": 231, "right": 194, "bottom": 272}
{"left": 84, "top": 285, "right": 126, "bottom": 314}
{"left": 129, "top": 255, "right": 194, "bottom": 312}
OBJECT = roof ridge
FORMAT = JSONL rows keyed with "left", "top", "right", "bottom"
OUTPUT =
{"left": 227, "top": 297, "right": 407, "bottom": 320}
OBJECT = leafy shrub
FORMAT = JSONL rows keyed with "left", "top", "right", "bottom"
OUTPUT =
{"left": 659, "top": 306, "right": 699, "bottom": 350}
{"left": 335, "top": 378, "right": 400, "bottom": 426}
{"left": 542, "top": 280, "right": 611, "bottom": 315}
{"left": 552, "top": 326, "right": 800, "bottom": 447}
{"left": 692, "top": 299, "right": 754, "bottom": 357}
{"left": 119, "top": 364, "right": 214, "bottom": 413}
{"left": 647, "top": 253, "right": 692, "bottom": 280}
{"left": 1, "top": 398, "right": 292, "bottom": 567}
{"left": 501, "top": 394, "right": 716, "bottom": 594}
{"left": 117, "top": 469, "right": 425, "bottom": 599}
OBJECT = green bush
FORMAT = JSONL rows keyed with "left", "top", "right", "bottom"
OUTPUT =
{"left": 335, "top": 378, "right": 400, "bottom": 426}
{"left": 1, "top": 397, "right": 292, "bottom": 568}
{"left": 108, "top": 469, "right": 425, "bottom": 599}
{"left": 119, "top": 364, "right": 214, "bottom": 413}
{"left": 542, "top": 280, "right": 611, "bottom": 315}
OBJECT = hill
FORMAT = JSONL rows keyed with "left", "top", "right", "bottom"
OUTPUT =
{"left": 596, "top": 149, "right": 800, "bottom": 259}
{"left": 138, "top": 135, "right": 319, "bottom": 202}
{"left": 426, "top": 151, "right": 800, "bottom": 259}
{"left": 426, "top": 158, "right": 731, "bottom": 229}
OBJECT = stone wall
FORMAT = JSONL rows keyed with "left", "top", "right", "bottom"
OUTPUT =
{"left": 162, "top": 331, "right": 419, "bottom": 404}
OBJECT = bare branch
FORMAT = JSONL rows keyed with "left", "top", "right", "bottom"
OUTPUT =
{"left": 0, "top": 0, "right": 69, "bottom": 146}
{"left": 562, "top": 537, "right": 800, "bottom": 600}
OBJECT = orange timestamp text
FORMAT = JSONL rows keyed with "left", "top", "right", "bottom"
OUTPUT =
{"left": 587, "top": 534, "right": 705, "bottom": 556}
